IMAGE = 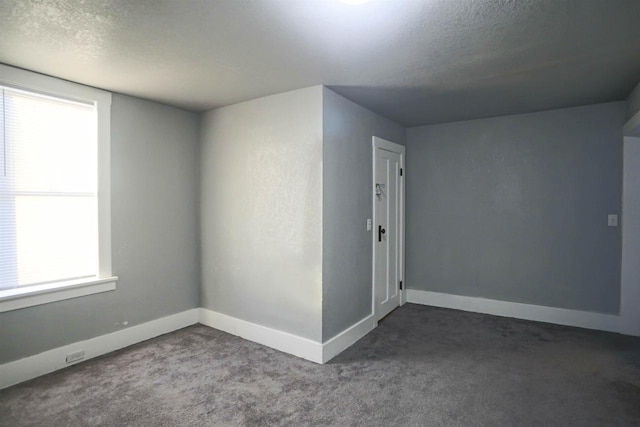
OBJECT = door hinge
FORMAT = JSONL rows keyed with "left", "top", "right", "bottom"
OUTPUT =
{"left": 399, "top": 280, "right": 403, "bottom": 290}
{"left": 400, "top": 168, "right": 403, "bottom": 176}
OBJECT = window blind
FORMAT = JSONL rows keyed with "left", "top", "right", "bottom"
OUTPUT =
{"left": 0, "top": 86, "right": 99, "bottom": 290}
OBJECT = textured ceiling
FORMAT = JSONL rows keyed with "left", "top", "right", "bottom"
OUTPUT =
{"left": 1, "top": 0, "right": 639, "bottom": 126}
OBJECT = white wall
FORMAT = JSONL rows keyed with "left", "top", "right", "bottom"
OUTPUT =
{"left": 200, "top": 87, "right": 323, "bottom": 342}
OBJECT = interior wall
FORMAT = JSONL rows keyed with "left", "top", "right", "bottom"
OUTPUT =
{"left": 406, "top": 102, "right": 625, "bottom": 314}
{"left": 200, "top": 87, "right": 323, "bottom": 342}
{"left": 0, "top": 93, "right": 201, "bottom": 364}
{"left": 321, "top": 88, "right": 405, "bottom": 341}
{"left": 621, "top": 136, "right": 640, "bottom": 335}
{"left": 626, "top": 82, "right": 640, "bottom": 120}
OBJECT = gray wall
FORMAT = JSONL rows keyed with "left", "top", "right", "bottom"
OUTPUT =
{"left": 200, "top": 87, "right": 323, "bottom": 342}
{"left": 627, "top": 82, "right": 640, "bottom": 120}
{"left": 406, "top": 102, "right": 624, "bottom": 314}
{"left": 621, "top": 137, "right": 640, "bottom": 334}
{"left": 322, "top": 88, "right": 405, "bottom": 341}
{"left": 0, "top": 93, "right": 201, "bottom": 364}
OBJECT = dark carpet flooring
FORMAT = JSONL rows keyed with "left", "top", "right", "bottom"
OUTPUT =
{"left": 1, "top": 304, "right": 640, "bottom": 426}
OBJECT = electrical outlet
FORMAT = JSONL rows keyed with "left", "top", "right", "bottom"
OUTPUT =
{"left": 608, "top": 214, "right": 618, "bottom": 227}
{"left": 66, "top": 350, "right": 85, "bottom": 364}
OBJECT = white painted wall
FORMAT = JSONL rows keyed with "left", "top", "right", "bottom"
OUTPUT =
{"left": 200, "top": 87, "right": 323, "bottom": 342}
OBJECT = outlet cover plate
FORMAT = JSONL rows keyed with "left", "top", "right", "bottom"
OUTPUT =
{"left": 66, "top": 350, "right": 85, "bottom": 364}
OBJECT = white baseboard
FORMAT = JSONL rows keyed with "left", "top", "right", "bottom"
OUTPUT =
{"left": 407, "top": 289, "right": 625, "bottom": 334}
{"left": 1, "top": 307, "right": 378, "bottom": 389}
{"left": 198, "top": 309, "right": 378, "bottom": 364}
{"left": 0, "top": 308, "right": 199, "bottom": 390}
{"left": 198, "top": 308, "right": 324, "bottom": 363}
{"left": 322, "top": 314, "right": 376, "bottom": 363}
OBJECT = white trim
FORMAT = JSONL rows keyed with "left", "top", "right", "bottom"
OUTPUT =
{"left": 322, "top": 314, "right": 376, "bottom": 363}
{"left": 198, "top": 308, "right": 323, "bottom": 363}
{"left": 0, "top": 309, "right": 199, "bottom": 390}
{"left": 373, "top": 136, "right": 406, "bottom": 153}
{"left": 0, "top": 64, "right": 114, "bottom": 308}
{"left": 372, "top": 136, "right": 406, "bottom": 322}
{"left": 97, "top": 84, "right": 112, "bottom": 281}
{"left": 198, "top": 309, "right": 378, "bottom": 365}
{"left": 406, "top": 289, "right": 635, "bottom": 335}
{"left": 0, "top": 277, "right": 118, "bottom": 313}
{"left": 0, "top": 64, "right": 112, "bottom": 104}
{"left": 1, "top": 308, "right": 379, "bottom": 389}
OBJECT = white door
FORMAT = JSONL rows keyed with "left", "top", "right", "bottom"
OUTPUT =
{"left": 372, "top": 136, "right": 405, "bottom": 321}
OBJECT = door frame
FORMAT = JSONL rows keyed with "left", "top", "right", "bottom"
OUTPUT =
{"left": 371, "top": 136, "right": 406, "bottom": 321}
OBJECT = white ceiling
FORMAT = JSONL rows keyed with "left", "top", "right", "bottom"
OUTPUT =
{"left": 1, "top": 0, "right": 639, "bottom": 126}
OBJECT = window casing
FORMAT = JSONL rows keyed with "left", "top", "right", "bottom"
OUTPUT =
{"left": 0, "top": 64, "right": 116, "bottom": 312}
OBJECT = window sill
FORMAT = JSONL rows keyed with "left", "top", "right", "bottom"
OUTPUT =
{"left": 0, "top": 276, "right": 118, "bottom": 313}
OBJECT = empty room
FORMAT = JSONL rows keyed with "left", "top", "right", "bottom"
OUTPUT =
{"left": 1, "top": 0, "right": 640, "bottom": 425}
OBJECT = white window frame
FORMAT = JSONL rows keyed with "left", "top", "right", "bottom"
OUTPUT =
{"left": 0, "top": 64, "right": 117, "bottom": 312}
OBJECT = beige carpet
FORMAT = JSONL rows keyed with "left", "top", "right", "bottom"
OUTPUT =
{"left": 1, "top": 304, "right": 639, "bottom": 426}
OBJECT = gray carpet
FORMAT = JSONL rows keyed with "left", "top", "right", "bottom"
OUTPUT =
{"left": 1, "top": 304, "right": 640, "bottom": 426}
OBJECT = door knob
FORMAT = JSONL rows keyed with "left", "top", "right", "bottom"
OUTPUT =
{"left": 378, "top": 225, "right": 386, "bottom": 242}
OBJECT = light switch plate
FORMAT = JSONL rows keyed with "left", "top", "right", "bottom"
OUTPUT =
{"left": 608, "top": 214, "right": 618, "bottom": 227}
{"left": 366, "top": 218, "right": 372, "bottom": 231}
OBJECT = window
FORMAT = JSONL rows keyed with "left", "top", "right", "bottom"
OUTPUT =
{"left": 0, "top": 65, "right": 116, "bottom": 312}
